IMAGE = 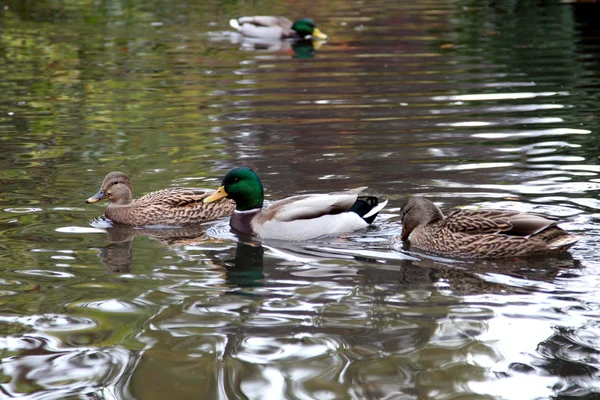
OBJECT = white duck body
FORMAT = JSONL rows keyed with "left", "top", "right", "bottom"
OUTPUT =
{"left": 231, "top": 188, "right": 387, "bottom": 240}
{"left": 230, "top": 16, "right": 294, "bottom": 40}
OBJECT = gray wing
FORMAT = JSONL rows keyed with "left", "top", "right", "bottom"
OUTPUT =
{"left": 257, "top": 189, "right": 367, "bottom": 223}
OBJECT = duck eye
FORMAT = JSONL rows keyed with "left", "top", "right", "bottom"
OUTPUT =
{"left": 113, "top": 181, "right": 119, "bottom": 185}
{"left": 233, "top": 177, "right": 240, "bottom": 183}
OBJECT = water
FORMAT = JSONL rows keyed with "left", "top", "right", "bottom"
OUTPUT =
{"left": 1, "top": 0, "right": 600, "bottom": 398}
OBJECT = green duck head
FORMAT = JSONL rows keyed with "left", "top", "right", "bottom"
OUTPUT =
{"left": 292, "top": 18, "right": 328, "bottom": 40}
{"left": 204, "top": 167, "right": 264, "bottom": 211}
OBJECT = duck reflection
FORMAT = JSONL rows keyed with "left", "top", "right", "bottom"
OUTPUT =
{"left": 402, "top": 250, "right": 581, "bottom": 296}
{"left": 96, "top": 221, "right": 581, "bottom": 296}
{"left": 223, "top": 240, "right": 265, "bottom": 288}
{"left": 249, "top": 239, "right": 581, "bottom": 296}
{"left": 96, "top": 224, "right": 211, "bottom": 273}
{"left": 98, "top": 240, "right": 133, "bottom": 273}
{"left": 230, "top": 37, "right": 322, "bottom": 58}
{"left": 96, "top": 225, "right": 267, "bottom": 283}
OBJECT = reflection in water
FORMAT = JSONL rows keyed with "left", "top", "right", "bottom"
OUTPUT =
{"left": 414, "top": 251, "right": 581, "bottom": 295}
{"left": 97, "top": 219, "right": 582, "bottom": 296}
{"left": 105, "top": 224, "right": 210, "bottom": 247}
{"left": 223, "top": 241, "right": 265, "bottom": 288}
{"left": 291, "top": 40, "right": 321, "bottom": 59}
{"left": 97, "top": 240, "right": 133, "bottom": 273}
{"left": 0, "top": 334, "right": 133, "bottom": 398}
{"left": 231, "top": 36, "right": 321, "bottom": 58}
{"left": 97, "top": 224, "right": 212, "bottom": 273}
{"left": 1, "top": 0, "right": 600, "bottom": 398}
{"left": 269, "top": 239, "right": 581, "bottom": 296}
{"left": 129, "top": 237, "right": 586, "bottom": 399}
{"left": 522, "top": 325, "right": 600, "bottom": 390}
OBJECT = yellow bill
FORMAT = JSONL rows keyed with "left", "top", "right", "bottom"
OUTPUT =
{"left": 311, "top": 28, "right": 328, "bottom": 40}
{"left": 203, "top": 186, "right": 228, "bottom": 203}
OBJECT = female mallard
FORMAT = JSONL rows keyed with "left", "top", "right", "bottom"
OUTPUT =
{"left": 399, "top": 196, "right": 581, "bottom": 259}
{"left": 229, "top": 16, "right": 328, "bottom": 40}
{"left": 86, "top": 171, "right": 235, "bottom": 226}
{"left": 203, "top": 167, "right": 386, "bottom": 240}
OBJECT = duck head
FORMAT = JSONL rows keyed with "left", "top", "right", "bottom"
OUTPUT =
{"left": 86, "top": 171, "right": 134, "bottom": 205}
{"left": 292, "top": 18, "right": 328, "bottom": 40}
{"left": 399, "top": 196, "right": 444, "bottom": 241}
{"left": 204, "top": 167, "right": 264, "bottom": 211}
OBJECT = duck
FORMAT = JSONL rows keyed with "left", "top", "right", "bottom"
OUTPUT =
{"left": 398, "top": 196, "right": 582, "bottom": 259}
{"left": 203, "top": 167, "right": 387, "bottom": 240}
{"left": 229, "top": 16, "right": 328, "bottom": 40}
{"left": 86, "top": 171, "right": 235, "bottom": 226}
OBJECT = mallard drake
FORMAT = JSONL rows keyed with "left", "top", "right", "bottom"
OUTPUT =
{"left": 229, "top": 16, "right": 328, "bottom": 40}
{"left": 86, "top": 171, "right": 235, "bottom": 226}
{"left": 399, "top": 196, "right": 582, "bottom": 259}
{"left": 203, "top": 167, "right": 387, "bottom": 240}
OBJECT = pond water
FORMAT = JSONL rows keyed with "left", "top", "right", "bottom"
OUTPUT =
{"left": 1, "top": 0, "right": 600, "bottom": 398}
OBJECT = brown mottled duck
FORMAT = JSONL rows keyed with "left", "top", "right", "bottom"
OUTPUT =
{"left": 86, "top": 171, "right": 235, "bottom": 226}
{"left": 399, "top": 196, "right": 581, "bottom": 259}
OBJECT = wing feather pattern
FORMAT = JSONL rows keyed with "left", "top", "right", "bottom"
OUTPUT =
{"left": 136, "top": 188, "right": 213, "bottom": 208}
{"left": 263, "top": 190, "right": 366, "bottom": 222}
{"left": 442, "top": 209, "right": 558, "bottom": 237}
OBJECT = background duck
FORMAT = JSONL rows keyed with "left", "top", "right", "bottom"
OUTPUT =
{"left": 203, "top": 167, "right": 386, "bottom": 240}
{"left": 399, "top": 196, "right": 582, "bottom": 259}
{"left": 86, "top": 171, "right": 235, "bottom": 226}
{"left": 229, "top": 16, "right": 328, "bottom": 40}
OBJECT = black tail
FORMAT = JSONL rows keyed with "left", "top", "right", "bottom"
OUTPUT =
{"left": 349, "top": 196, "right": 386, "bottom": 224}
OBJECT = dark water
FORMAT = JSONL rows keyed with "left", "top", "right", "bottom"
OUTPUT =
{"left": 1, "top": 0, "right": 600, "bottom": 398}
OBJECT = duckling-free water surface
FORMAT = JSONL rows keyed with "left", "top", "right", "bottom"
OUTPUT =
{"left": 1, "top": 0, "right": 600, "bottom": 398}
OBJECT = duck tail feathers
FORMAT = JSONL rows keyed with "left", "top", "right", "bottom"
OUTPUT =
{"left": 548, "top": 234, "right": 583, "bottom": 251}
{"left": 229, "top": 18, "right": 241, "bottom": 30}
{"left": 350, "top": 197, "right": 387, "bottom": 224}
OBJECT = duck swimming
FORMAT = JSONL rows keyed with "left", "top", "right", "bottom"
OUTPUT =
{"left": 86, "top": 171, "right": 235, "bottom": 226}
{"left": 229, "top": 16, "right": 328, "bottom": 40}
{"left": 203, "top": 167, "right": 386, "bottom": 240}
{"left": 399, "top": 196, "right": 581, "bottom": 259}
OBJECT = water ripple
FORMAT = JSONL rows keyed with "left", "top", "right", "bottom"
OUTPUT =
{"left": 0, "top": 334, "right": 133, "bottom": 398}
{"left": 1, "top": 0, "right": 600, "bottom": 398}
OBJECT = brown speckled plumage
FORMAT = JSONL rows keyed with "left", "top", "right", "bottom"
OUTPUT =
{"left": 399, "top": 196, "right": 581, "bottom": 259}
{"left": 86, "top": 171, "right": 235, "bottom": 226}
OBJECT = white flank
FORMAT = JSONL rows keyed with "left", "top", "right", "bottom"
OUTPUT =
{"left": 256, "top": 213, "right": 368, "bottom": 241}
